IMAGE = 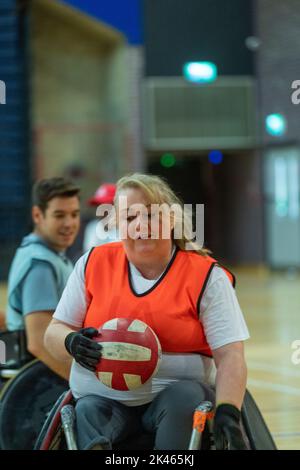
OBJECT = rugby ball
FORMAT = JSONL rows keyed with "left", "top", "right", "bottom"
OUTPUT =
{"left": 94, "top": 318, "right": 162, "bottom": 391}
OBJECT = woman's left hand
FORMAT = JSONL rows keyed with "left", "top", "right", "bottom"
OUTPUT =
{"left": 213, "top": 403, "right": 247, "bottom": 450}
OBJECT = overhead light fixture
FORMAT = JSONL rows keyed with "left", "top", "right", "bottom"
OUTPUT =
{"left": 265, "top": 114, "right": 287, "bottom": 136}
{"left": 183, "top": 62, "right": 217, "bottom": 84}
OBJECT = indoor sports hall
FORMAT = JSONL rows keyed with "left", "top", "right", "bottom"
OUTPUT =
{"left": 0, "top": 0, "right": 299, "bottom": 451}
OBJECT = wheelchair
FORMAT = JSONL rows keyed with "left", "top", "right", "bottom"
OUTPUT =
{"left": 34, "top": 387, "right": 277, "bottom": 451}
{"left": 0, "top": 329, "right": 34, "bottom": 389}
{"left": 0, "top": 330, "right": 277, "bottom": 451}
{"left": 0, "top": 328, "right": 68, "bottom": 450}
{"left": 0, "top": 359, "right": 68, "bottom": 449}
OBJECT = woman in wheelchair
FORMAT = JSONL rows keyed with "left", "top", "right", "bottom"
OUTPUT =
{"left": 44, "top": 173, "right": 250, "bottom": 451}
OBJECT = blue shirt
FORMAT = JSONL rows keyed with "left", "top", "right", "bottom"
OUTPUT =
{"left": 6, "top": 233, "right": 73, "bottom": 331}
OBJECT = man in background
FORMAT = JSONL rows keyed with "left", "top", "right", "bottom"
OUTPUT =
{"left": 5, "top": 177, "right": 80, "bottom": 380}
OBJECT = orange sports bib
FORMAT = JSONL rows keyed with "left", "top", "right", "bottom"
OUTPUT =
{"left": 84, "top": 242, "right": 235, "bottom": 356}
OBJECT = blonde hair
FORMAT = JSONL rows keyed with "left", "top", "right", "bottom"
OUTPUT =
{"left": 115, "top": 173, "right": 210, "bottom": 256}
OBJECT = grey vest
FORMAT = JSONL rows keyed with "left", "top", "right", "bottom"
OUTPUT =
{"left": 6, "top": 235, "right": 73, "bottom": 331}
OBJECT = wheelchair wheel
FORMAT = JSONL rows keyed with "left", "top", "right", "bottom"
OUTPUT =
{"left": 0, "top": 359, "right": 68, "bottom": 450}
{"left": 241, "top": 389, "right": 277, "bottom": 450}
{"left": 35, "top": 390, "right": 73, "bottom": 450}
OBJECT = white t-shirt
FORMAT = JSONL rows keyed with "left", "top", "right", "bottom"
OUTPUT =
{"left": 53, "top": 250, "right": 250, "bottom": 406}
{"left": 83, "top": 219, "right": 119, "bottom": 253}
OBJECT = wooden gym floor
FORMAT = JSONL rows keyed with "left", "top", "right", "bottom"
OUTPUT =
{"left": 0, "top": 267, "right": 299, "bottom": 450}
{"left": 235, "top": 267, "right": 300, "bottom": 450}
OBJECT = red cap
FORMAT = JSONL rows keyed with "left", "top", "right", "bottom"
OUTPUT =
{"left": 88, "top": 183, "right": 116, "bottom": 206}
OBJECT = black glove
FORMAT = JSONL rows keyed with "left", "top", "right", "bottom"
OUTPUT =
{"left": 213, "top": 404, "right": 247, "bottom": 450}
{"left": 65, "top": 327, "right": 102, "bottom": 372}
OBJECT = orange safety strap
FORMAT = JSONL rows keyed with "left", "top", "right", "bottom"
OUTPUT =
{"left": 192, "top": 410, "right": 214, "bottom": 433}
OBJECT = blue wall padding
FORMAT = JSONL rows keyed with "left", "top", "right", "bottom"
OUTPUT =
{"left": 61, "top": 0, "right": 143, "bottom": 44}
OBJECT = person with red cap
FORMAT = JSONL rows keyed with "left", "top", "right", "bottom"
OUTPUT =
{"left": 83, "top": 183, "right": 119, "bottom": 252}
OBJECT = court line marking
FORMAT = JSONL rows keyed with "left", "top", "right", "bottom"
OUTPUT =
{"left": 272, "top": 432, "right": 300, "bottom": 438}
{"left": 247, "top": 360, "right": 300, "bottom": 378}
{"left": 247, "top": 378, "right": 300, "bottom": 396}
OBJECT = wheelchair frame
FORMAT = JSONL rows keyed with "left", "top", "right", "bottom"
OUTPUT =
{"left": 0, "top": 330, "right": 277, "bottom": 451}
{"left": 34, "top": 388, "right": 277, "bottom": 451}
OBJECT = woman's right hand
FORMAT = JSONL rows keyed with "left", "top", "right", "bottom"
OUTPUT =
{"left": 64, "top": 327, "right": 102, "bottom": 372}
